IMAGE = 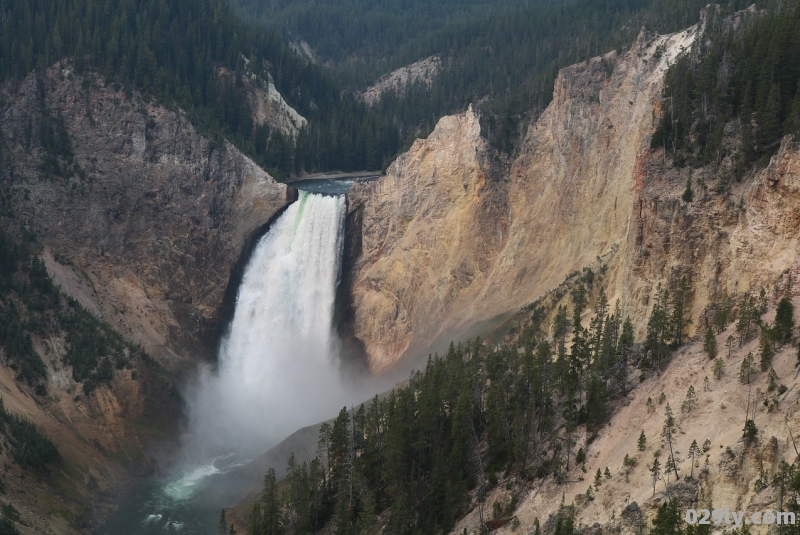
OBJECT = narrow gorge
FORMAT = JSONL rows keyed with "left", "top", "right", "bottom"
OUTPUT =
{"left": 1, "top": 3, "right": 800, "bottom": 534}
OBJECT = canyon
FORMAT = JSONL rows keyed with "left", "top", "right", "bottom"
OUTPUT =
{"left": 0, "top": 63, "right": 293, "bottom": 532}
{"left": 1, "top": 64, "right": 294, "bottom": 367}
{"left": 331, "top": 18, "right": 800, "bottom": 533}
{"left": 0, "top": 11, "right": 800, "bottom": 535}
{"left": 343, "top": 22, "right": 800, "bottom": 375}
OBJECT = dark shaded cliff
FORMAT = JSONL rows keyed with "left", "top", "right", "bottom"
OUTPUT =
{"left": 1, "top": 64, "right": 292, "bottom": 368}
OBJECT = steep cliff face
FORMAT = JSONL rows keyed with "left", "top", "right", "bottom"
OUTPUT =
{"left": 625, "top": 138, "right": 800, "bottom": 335}
{"left": 0, "top": 64, "right": 292, "bottom": 531}
{"left": 346, "top": 27, "right": 699, "bottom": 370}
{"left": 360, "top": 56, "right": 441, "bottom": 106}
{"left": 1, "top": 64, "right": 292, "bottom": 366}
{"left": 347, "top": 20, "right": 800, "bottom": 369}
{"left": 343, "top": 22, "right": 800, "bottom": 535}
{"left": 245, "top": 72, "right": 308, "bottom": 137}
{"left": 345, "top": 106, "right": 508, "bottom": 371}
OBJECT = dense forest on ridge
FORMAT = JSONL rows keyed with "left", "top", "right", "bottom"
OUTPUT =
{"left": 0, "top": 0, "right": 781, "bottom": 179}
{"left": 233, "top": 0, "right": 766, "bottom": 153}
{"left": 651, "top": 1, "right": 800, "bottom": 178}
{"left": 0, "top": 0, "right": 403, "bottom": 177}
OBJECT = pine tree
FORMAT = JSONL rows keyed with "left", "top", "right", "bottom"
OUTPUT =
{"left": 715, "top": 293, "right": 734, "bottom": 334}
{"left": 553, "top": 506, "right": 575, "bottom": 535}
{"left": 638, "top": 430, "right": 647, "bottom": 452}
{"left": 662, "top": 404, "right": 680, "bottom": 481}
{"left": 553, "top": 305, "right": 569, "bottom": 393}
{"left": 649, "top": 456, "right": 662, "bottom": 496}
{"left": 584, "top": 375, "right": 608, "bottom": 431}
{"left": 644, "top": 284, "right": 671, "bottom": 372}
{"left": 682, "top": 176, "right": 694, "bottom": 202}
{"left": 737, "top": 294, "right": 756, "bottom": 346}
{"left": 590, "top": 287, "right": 609, "bottom": 367}
{"left": 713, "top": 358, "right": 725, "bottom": 380}
{"left": 703, "top": 326, "right": 717, "bottom": 359}
{"left": 616, "top": 317, "right": 634, "bottom": 396}
{"left": 759, "top": 326, "right": 775, "bottom": 372}
{"left": 569, "top": 286, "right": 588, "bottom": 395}
{"left": 261, "top": 468, "right": 281, "bottom": 535}
{"left": 218, "top": 510, "right": 229, "bottom": 535}
{"left": 356, "top": 491, "right": 379, "bottom": 535}
{"left": 773, "top": 297, "right": 794, "bottom": 344}
{"left": 681, "top": 385, "right": 697, "bottom": 413}
{"left": 743, "top": 419, "right": 758, "bottom": 444}
{"left": 651, "top": 499, "right": 682, "bottom": 535}
{"left": 671, "top": 278, "right": 690, "bottom": 347}
{"left": 767, "top": 368, "right": 779, "bottom": 392}
{"left": 688, "top": 440, "right": 700, "bottom": 479}
{"left": 739, "top": 352, "right": 755, "bottom": 384}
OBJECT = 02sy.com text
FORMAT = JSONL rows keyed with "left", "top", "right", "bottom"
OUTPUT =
{"left": 686, "top": 508, "right": 796, "bottom": 527}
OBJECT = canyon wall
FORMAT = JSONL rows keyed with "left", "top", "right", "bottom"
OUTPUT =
{"left": 1, "top": 64, "right": 293, "bottom": 367}
{"left": 0, "top": 64, "right": 293, "bottom": 531}
{"left": 347, "top": 23, "right": 800, "bottom": 372}
{"left": 342, "top": 22, "right": 800, "bottom": 533}
{"left": 346, "top": 27, "right": 697, "bottom": 370}
{"left": 344, "top": 105, "right": 507, "bottom": 370}
{"left": 452, "top": 305, "right": 800, "bottom": 535}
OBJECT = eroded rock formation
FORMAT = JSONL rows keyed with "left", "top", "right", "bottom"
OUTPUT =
{"left": 1, "top": 64, "right": 293, "bottom": 366}
{"left": 0, "top": 64, "right": 293, "bottom": 531}
{"left": 346, "top": 23, "right": 800, "bottom": 372}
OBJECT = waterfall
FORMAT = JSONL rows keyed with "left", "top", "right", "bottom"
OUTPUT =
{"left": 98, "top": 190, "right": 368, "bottom": 534}
{"left": 185, "top": 190, "right": 354, "bottom": 456}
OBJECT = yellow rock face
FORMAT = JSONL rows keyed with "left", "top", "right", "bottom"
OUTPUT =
{"left": 346, "top": 24, "right": 800, "bottom": 373}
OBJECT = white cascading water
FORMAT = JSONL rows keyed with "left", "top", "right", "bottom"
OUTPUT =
{"left": 96, "top": 189, "right": 381, "bottom": 534}
{"left": 184, "top": 190, "right": 356, "bottom": 457}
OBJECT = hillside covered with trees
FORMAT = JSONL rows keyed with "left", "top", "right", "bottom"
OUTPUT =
{"left": 234, "top": 0, "right": 765, "bottom": 153}
{"left": 0, "top": 0, "right": 403, "bottom": 177}
{"left": 651, "top": 1, "right": 800, "bottom": 178}
{"left": 241, "top": 274, "right": 800, "bottom": 535}
{"left": 1, "top": 0, "right": 778, "bottom": 180}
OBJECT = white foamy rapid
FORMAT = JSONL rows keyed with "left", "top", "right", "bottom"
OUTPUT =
{"left": 185, "top": 191, "right": 357, "bottom": 457}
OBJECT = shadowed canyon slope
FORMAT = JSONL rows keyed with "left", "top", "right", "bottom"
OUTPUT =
{"left": 345, "top": 23, "right": 800, "bottom": 372}
{"left": 0, "top": 65, "right": 293, "bottom": 531}
{"left": 1, "top": 64, "right": 293, "bottom": 367}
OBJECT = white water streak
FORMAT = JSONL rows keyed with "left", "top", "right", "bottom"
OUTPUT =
{"left": 185, "top": 191, "right": 354, "bottom": 455}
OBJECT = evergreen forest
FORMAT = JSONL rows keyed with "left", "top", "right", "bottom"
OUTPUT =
{"left": 1, "top": 0, "right": 785, "bottom": 180}
{"left": 234, "top": 0, "right": 766, "bottom": 154}
{"left": 244, "top": 279, "right": 800, "bottom": 535}
{"left": 0, "top": 0, "right": 402, "bottom": 177}
{"left": 651, "top": 1, "right": 800, "bottom": 178}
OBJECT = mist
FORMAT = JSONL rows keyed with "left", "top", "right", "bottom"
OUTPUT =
{"left": 181, "top": 191, "right": 371, "bottom": 461}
